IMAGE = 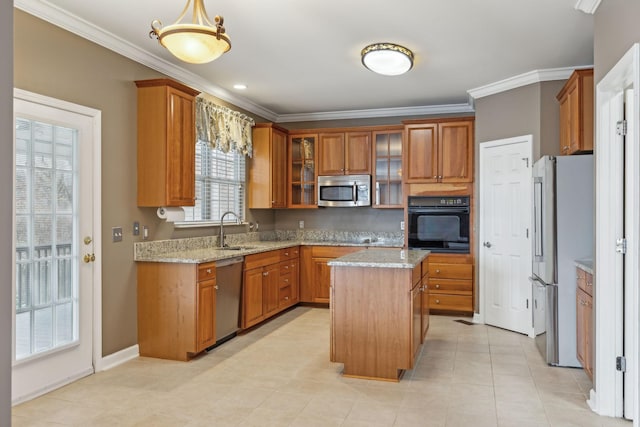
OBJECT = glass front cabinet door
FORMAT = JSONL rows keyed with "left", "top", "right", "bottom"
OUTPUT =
{"left": 373, "top": 130, "right": 403, "bottom": 207}
{"left": 289, "top": 134, "right": 317, "bottom": 208}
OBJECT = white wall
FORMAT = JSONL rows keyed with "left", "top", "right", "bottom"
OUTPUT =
{"left": 1, "top": 3, "right": 13, "bottom": 424}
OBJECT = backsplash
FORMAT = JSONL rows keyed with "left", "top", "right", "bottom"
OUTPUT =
{"left": 134, "top": 229, "right": 403, "bottom": 259}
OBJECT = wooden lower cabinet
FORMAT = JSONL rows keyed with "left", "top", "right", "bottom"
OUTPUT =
{"left": 331, "top": 262, "right": 426, "bottom": 381}
{"left": 242, "top": 247, "right": 300, "bottom": 329}
{"left": 300, "top": 246, "right": 363, "bottom": 303}
{"left": 576, "top": 267, "right": 594, "bottom": 380}
{"left": 137, "top": 261, "right": 216, "bottom": 361}
{"left": 427, "top": 254, "right": 473, "bottom": 314}
{"left": 421, "top": 258, "right": 430, "bottom": 340}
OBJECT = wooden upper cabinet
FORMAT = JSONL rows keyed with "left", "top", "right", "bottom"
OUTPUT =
{"left": 405, "top": 123, "right": 438, "bottom": 182}
{"left": 318, "top": 131, "right": 371, "bottom": 175}
{"left": 135, "top": 79, "right": 200, "bottom": 207}
{"left": 557, "top": 68, "right": 593, "bottom": 155}
{"left": 404, "top": 118, "right": 474, "bottom": 184}
{"left": 249, "top": 123, "right": 288, "bottom": 208}
{"left": 439, "top": 121, "right": 473, "bottom": 182}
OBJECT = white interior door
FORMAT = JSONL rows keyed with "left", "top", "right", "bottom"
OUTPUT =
{"left": 479, "top": 135, "right": 533, "bottom": 335}
{"left": 12, "top": 91, "right": 99, "bottom": 404}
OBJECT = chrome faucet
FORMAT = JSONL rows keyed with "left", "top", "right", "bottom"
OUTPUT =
{"left": 219, "top": 211, "right": 239, "bottom": 248}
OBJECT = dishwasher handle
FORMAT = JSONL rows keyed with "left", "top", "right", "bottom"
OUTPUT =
{"left": 215, "top": 256, "right": 244, "bottom": 267}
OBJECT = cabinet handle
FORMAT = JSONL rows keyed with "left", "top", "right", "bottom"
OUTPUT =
{"left": 206, "top": 268, "right": 212, "bottom": 274}
{"left": 214, "top": 285, "right": 219, "bottom": 290}
{"left": 586, "top": 282, "right": 593, "bottom": 287}
{"left": 263, "top": 272, "right": 269, "bottom": 276}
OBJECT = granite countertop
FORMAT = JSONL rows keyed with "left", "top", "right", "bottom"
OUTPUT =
{"left": 134, "top": 232, "right": 404, "bottom": 264}
{"left": 327, "top": 248, "right": 430, "bottom": 269}
{"left": 575, "top": 258, "right": 594, "bottom": 275}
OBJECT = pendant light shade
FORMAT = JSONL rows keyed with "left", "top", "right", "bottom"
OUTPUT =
{"left": 150, "top": 0, "right": 231, "bottom": 64}
{"left": 361, "top": 43, "right": 414, "bottom": 76}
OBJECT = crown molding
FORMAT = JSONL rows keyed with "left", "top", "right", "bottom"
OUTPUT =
{"left": 467, "top": 66, "right": 594, "bottom": 99}
{"left": 275, "top": 103, "right": 475, "bottom": 123}
{"left": 14, "top": 0, "right": 280, "bottom": 122}
{"left": 574, "top": 0, "right": 602, "bottom": 14}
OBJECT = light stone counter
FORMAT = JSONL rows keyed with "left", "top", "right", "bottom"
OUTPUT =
{"left": 134, "top": 231, "right": 404, "bottom": 264}
{"left": 575, "top": 258, "right": 594, "bottom": 275}
{"left": 328, "top": 248, "right": 430, "bottom": 269}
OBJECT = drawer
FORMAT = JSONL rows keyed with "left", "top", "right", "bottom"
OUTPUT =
{"left": 280, "top": 272, "right": 294, "bottom": 289}
{"left": 279, "top": 259, "right": 298, "bottom": 276}
{"left": 197, "top": 262, "right": 216, "bottom": 281}
{"left": 429, "top": 279, "right": 472, "bottom": 295}
{"left": 429, "top": 294, "right": 473, "bottom": 312}
{"left": 279, "top": 285, "right": 293, "bottom": 306}
{"left": 429, "top": 263, "right": 472, "bottom": 280}
{"left": 244, "top": 250, "right": 281, "bottom": 270}
{"left": 576, "top": 268, "right": 594, "bottom": 296}
{"left": 280, "top": 246, "right": 300, "bottom": 261}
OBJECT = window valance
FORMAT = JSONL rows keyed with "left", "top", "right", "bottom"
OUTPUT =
{"left": 195, "top": 97, "right": 255, "bottom": 157}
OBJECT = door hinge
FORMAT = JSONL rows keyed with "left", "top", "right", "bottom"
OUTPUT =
{"left": 522, "top": 157, "right": 529, "bottom": 168}
{"left": 617, "top": 120, "right": 627, "bottom": 136}
{"left": 526, "top": 228, "right": 529, "bottom": 239}
{"left": 617, "top": 356, "right": 627, "bottom": 372}
{"left": 526, "top": 299, "right": 529, "bottom": 309}
{"left": 616, "top": 238, "right": 627, "bottom": 254}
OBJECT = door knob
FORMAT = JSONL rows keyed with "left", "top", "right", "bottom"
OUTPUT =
{"left": 83, "top": 253, "right": 96, "bottom": 263}
{"left": 483, "top": 241, "right": 492, "bottom": 248}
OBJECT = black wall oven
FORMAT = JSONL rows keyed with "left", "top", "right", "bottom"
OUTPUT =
{"left": 407, "top": 196, "right": 470, "bottom": 253}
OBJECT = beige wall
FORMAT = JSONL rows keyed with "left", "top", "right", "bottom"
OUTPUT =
{"left": 2, "top": 0, "right": 13, "bottom": 419}
{"left": 274, "top": 208, "right": 403, "bottom": 232}
{"left": 13, "top": 10, "right": 272, "bottom": 356}
{"left": 475, "top": 81, "right": 563, "bottom": 160}
{"left": 594, "top": 0, "right": 640, "bottom": 82}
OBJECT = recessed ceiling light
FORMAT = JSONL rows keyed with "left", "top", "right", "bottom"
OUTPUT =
{"left": 361, "top": 43, "right": 414, "bottom": 76}
{"left": 233, "top": 84, "right": 247, "bottom": 90}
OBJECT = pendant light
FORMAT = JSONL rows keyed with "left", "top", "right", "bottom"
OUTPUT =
{"left": 150, "top": 0, "right": 231, "bottom": 64}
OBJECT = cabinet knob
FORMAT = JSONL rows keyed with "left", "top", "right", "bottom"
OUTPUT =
{"left": 284, "top": 252, "right": 289, "bottom": 256}
{"left": 435, "top": 284, "right": 440, "bottom": 289}
{"left": 206, "top": 268, "right": 212, "bottom": 274}
{"left": 284, "top": 265, "right": 289, "bottom": 269}
{"left": 263, "top": 272, "right": 269, "bottom": 276}
{"left": 435, "top": 269, "right": 440, "bottom": 273}
{"left": 214, "top": 285, "right": 219, "bottom": 290}
{"left": 435, "top": 299, "right": 440, "bottom": 304}
{"left": 284, "top": 278, "right": 289, "bottom": 283}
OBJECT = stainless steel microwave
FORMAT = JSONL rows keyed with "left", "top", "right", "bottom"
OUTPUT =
{"left": 317, "top": 175, "right": 371, "bottom": 207}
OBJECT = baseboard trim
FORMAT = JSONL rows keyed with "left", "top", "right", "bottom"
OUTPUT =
{"left": 12, "top": 367, "right": 93, "bottom": 406}
{"left": 95, "top": 344, "right": 139, "bottom": 372}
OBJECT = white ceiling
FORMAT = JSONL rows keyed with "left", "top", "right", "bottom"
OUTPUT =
{"left": 16, "top": 0, "right": 594, "bottom": 122}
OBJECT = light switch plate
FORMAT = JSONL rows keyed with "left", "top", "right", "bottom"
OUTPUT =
{"left": 400, "top": 221, "right": 405, "bottom": 231}
{"left": 299, "top": 220, "right": 304, "bottom": 229}
{"left": 133, "top": 221, "right": 140, "bottom": 236}
{"left": 112, "top": 227, "right": 123, "bottom": 242}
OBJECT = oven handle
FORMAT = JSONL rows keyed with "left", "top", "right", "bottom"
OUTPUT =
{"left": 408, "top": 207, "right": 470, "bottom": 214}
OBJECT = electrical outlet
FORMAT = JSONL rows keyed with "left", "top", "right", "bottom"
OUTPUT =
{"left": 400, "top": 221, "right": 405, "bottom": 231}
{"left": 133, "top": 221, "right": 140, "bottom": 236}
{"left": 299, "top": 220, "right": 304, "bottom": 229}
{"left": 112, "top": 227, "right": 123, "bottom": 242}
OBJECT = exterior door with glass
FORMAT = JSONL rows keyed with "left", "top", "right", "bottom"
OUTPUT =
{"left": 12, "top": 90, "right": 98, "bottom": 404}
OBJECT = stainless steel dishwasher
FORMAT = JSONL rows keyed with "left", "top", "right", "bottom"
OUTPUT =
{"left": 213, "top": 256, "right": 244, "bottom": 346}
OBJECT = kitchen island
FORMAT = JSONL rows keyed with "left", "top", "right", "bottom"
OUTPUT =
{"left": 329, "top": 248, "right": 430, "bottom": 382}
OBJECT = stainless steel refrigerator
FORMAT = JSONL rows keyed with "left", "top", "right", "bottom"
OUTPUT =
{"left": 531, "top": 155, "right": 593, "bottom": 367}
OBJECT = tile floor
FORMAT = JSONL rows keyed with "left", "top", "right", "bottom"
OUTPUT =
{"left": 12, "top": 307, "right": 633, "bottom": 426}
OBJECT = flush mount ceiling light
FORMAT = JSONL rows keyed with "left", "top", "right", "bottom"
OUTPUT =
{"left": 149, "top": 0, "right": 231, "bottom": 64}
{"left": 361, "top": 43, "right": 414, "bottom": 76}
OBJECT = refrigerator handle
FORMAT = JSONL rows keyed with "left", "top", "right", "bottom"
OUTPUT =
{"left": 533, "top": 177, "right": 544, "bottom": 260}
